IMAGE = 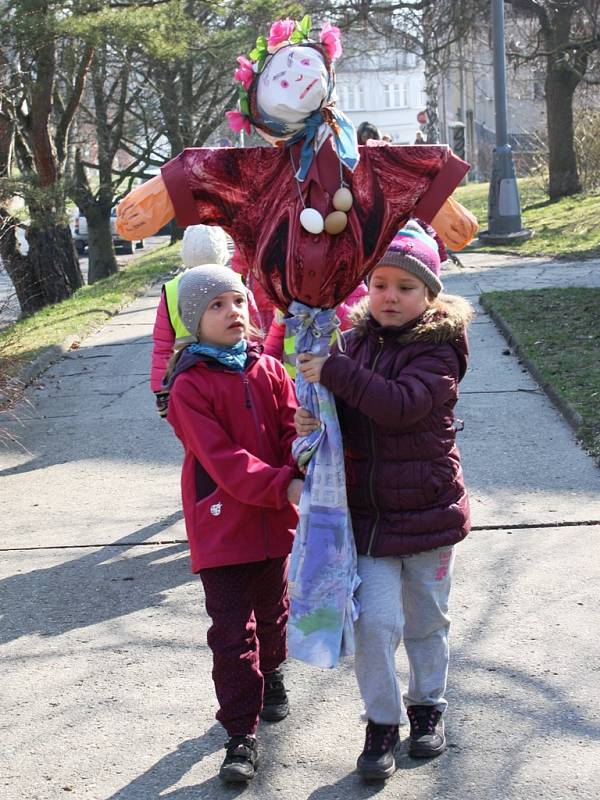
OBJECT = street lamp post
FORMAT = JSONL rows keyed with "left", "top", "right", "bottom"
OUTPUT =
{"left": 479, "top": 0, "right": 532, "bottom": 244}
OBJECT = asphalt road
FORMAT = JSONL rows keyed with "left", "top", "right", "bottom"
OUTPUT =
{"left": 1, "top": 252, "right": 599, "bottom": 798}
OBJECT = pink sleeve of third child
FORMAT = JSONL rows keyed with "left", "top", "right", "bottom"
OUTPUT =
{"left": 337, "top": 282, "right": 368, "bottom": 331}
{"left": 263, "top": 316, "right": 286, "bottom": 359}
{"left": 150, "top": 291, "right": 175, "bottom": 392}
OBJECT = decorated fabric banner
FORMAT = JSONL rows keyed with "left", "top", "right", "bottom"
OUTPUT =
{"left": 286, "top": 302, "right": 360, "bottom": 668}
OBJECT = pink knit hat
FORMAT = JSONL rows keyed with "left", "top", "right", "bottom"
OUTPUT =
{"left": 374, "top": 220, "right": 443, "bottom": 296}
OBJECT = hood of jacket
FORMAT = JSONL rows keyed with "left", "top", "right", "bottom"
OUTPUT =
{"left": 348, "top": 293, "right": 474, "bottom": 379}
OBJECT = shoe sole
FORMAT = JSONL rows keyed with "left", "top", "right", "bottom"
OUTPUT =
{"left": 219, "top": 769, "right": 256, "bottom": 783}
{"left": 259, "top": 706, "right": 289, "bottom": 722}
{"left": 409, "top": 742, "right": 446, "bottom": 759}
{"left": 219, "top": 757, "right": 260, "bottom": 783}
{"left": 356, "top": 760, "right": 396, "bottom": 781}
{"left": 357, "top": 766, "right": 396, "bottom": 781}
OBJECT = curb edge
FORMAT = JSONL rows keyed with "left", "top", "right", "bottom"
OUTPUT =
{"left": 480, "top": 296, "right": 584, "bottom": 433}
{"left": 1, "top": 276, "right": 168, "bottom": 407}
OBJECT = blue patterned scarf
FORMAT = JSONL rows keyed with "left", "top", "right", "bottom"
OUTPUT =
{"left": 187, "top": 339, "right": 248, "bottom": 371}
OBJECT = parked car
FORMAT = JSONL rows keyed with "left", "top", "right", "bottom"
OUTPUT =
{"left": 72, "top": 208, "right": 144, "bottom": 255}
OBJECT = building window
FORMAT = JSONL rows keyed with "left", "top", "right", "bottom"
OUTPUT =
{"left": 338, "top": 84, "right": 365, "bottom": 111}
{"left": 384, "top": 82, "right": 408, "bottom": 109}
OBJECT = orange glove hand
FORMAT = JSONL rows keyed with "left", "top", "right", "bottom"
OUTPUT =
{"left": 115, "top": 175, "right": 175, "bottom": 239}
{"left": 431, "top": 196, "right": 478, "bottom": 251}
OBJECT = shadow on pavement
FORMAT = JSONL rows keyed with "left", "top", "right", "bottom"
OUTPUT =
{"left": 105, "top": 727, "right": 224, "bottom": 800}
{"left": 0, "top": 510, "right": 187, "bottom": 646}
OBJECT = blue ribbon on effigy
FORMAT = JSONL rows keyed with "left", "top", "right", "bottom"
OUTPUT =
{"left": 285, "top": 301, "right": 360, "bottom": 669}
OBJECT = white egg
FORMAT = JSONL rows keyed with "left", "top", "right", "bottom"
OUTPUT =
{"left": 300, "top": 207, "right": 325, "bottom": 234}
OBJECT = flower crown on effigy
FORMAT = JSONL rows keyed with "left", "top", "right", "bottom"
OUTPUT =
{"left": 226, "top": 15, "right": 342, "bottom": 137}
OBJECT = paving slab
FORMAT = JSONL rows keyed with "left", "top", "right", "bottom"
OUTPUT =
{"left": 2, "top": 253, "right": 600, "bottom": 799}
{"left": 1, "top": 524, "right": 598, "bottom": 800}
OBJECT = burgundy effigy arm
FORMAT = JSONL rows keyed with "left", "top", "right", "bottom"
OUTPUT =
{"left": 412, "top": 150, "right": 470, "bottom": 224}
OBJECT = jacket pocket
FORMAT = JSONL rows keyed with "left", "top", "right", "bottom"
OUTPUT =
{"left": 422, "top": 460, "right": 455, "bottom": 506}
{"left": 195, "top": 458, "right": 217, "bottom": 502}
{"left": 194, "top": 487, "right": 222, "bottom": 524}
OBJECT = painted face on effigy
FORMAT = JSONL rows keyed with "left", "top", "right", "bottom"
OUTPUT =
{"left": 256, "top": 45, "right": 329, "bottom": 127}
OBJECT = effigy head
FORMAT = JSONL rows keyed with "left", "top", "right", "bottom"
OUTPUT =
{"left": 226, "top": 17, "right": 350, "bottom": 151}
{"left": 255, "top": 44, "right": 330, "bottom": 132}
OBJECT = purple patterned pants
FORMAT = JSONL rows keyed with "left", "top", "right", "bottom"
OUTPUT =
{"left": 199, "top": 556, "right": 289, "bottom": 736}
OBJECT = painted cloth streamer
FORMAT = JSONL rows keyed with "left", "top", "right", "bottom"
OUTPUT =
{"left": 286, "top": 301, "right": 360, "bottom": 668}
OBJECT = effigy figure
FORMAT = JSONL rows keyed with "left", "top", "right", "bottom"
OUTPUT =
{"left": 116, "top": 15, "right": 477, "bottom": 668}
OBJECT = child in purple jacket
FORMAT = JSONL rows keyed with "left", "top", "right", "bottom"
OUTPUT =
{"left": 296, "top": 221, "right": 473, "bottom": 781}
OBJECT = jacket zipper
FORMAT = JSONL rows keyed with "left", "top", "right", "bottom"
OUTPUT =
{"left": 366, "top": 336, "right": 385, "bottom": 556}
{"left": 241, "top": 372, "right": 271, "bottom": 558}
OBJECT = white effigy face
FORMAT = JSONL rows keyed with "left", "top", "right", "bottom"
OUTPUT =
{"left": 256, "top": 45, "right": 329, "bottom": 127}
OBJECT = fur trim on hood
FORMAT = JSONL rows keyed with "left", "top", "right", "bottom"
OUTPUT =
{"left": 349, "top": 293, "right": 474, "bottom": 345}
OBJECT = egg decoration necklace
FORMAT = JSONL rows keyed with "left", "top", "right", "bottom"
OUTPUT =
{"left": 290, "top": 150, "right": 354, "bottom": 236}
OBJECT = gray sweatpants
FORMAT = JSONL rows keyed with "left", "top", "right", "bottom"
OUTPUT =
{"left": 354, "top": 547, "right": 455, "bottom": 725}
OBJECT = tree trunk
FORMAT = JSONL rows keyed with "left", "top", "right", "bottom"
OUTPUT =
{"left": 26, "top": 222, "right": 83, "bottom": 312}
{"left": 86, "top": 209, "right": 118, "bottom": 284}
{"left": 545, "top": 65, "right": 582, "bottom": 199}
{"left": 424, "top": 72, "right": 441, "bottom": 144}
{"left": 0, "top": 209, "right": 43, "bottom": 318}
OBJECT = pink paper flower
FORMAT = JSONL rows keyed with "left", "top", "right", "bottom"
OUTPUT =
{"left": 268, "top": 18, "right": 295, "bottom": 49}
{"left": 320, "top": 21, "right": 342, "bottom": 60}
{"left": 234, "top": 56, "right": 254, "bottom": 90}
{"left": 226, "top": 110, "right": 251, "bottom": 135}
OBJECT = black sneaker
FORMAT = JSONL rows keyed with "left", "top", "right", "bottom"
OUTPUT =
{"left": 407, "top": 705, "right": 446, "bottom": 758}
{"left": 219, "top": 735, "right": 259, "bottom": 782}
{"left": 259, "top": 668, "right": 289, "bottom": 722}
{"left": 356, "top": 720, "right": 399, "bottom": 780}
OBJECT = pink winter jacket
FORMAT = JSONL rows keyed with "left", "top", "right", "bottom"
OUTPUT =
{"left": 151, "top": 291, "right": 175, "bottom": 393}
{"left": 262, "top": 282, "right": 369, "bottom": 361}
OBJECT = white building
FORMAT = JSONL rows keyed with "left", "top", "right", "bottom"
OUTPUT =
{"left": 336, "top": 43, "right": 427, "bottom": 144}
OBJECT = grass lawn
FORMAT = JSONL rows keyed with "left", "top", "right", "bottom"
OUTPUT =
{"left": 455, "top": 179, "right": 600, "bottom": 260}
{"left": 480, "top": 288, "right": 600, "bottom": 464}
{"left": 0, "top": 242, "right": 181, "bottom": 383}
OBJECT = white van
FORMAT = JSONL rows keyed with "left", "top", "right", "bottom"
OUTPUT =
{"left": 72, "top": 208, "right": 144, "bottom": 255}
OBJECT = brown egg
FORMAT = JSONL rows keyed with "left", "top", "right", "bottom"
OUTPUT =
{"left": 324, "top": 210, "right": 348, "bottom": 235}
{"left": 332, "top": 187, "right": 353, "bottom": 212}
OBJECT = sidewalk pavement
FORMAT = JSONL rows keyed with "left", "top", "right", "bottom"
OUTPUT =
{"left": 1, "top": 252, "right": 599, "bottom": 799}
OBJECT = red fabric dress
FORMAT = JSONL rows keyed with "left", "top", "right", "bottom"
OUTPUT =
{"left": 161, "top": 139, "right": 468, "bottom": 310}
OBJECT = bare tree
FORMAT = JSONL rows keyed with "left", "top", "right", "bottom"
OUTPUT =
{"left": 506, "top": 0, "right": 600, "bottom": 199}
{"left": 0, "top": 2, "right": 90, "bottom": 312}
{"left": 333, "top": 0, "right": 488, "bottom": 143}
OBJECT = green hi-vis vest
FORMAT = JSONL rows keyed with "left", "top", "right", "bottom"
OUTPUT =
{"left": 164, "top": 273, "right": 191, "bottom": 341}
{"left": 282, "top": 330, "right": 298, "bottom": 379}
{"left": 282, "top": 326, "right": 337, "bottom": 380}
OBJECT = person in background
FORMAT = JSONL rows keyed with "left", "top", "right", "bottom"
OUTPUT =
{"left": 414, "top": 131, "right": 426, "bottom": 144}
{"left": 356, "top": 120, "right": 381, "bottom": 144}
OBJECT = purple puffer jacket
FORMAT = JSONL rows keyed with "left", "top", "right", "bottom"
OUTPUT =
{"left": 319, "top": 295, "right": 474, "bottom": 557}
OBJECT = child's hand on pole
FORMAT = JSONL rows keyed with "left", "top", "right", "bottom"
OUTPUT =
{"left": 287, "top": 478, "right": 304, "bottom": 506}
{"left": 297, "top": 353, "right": 328, "bottom": 383}
{"left": 294, "top": 407, "right": 320, "bottom": 436}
